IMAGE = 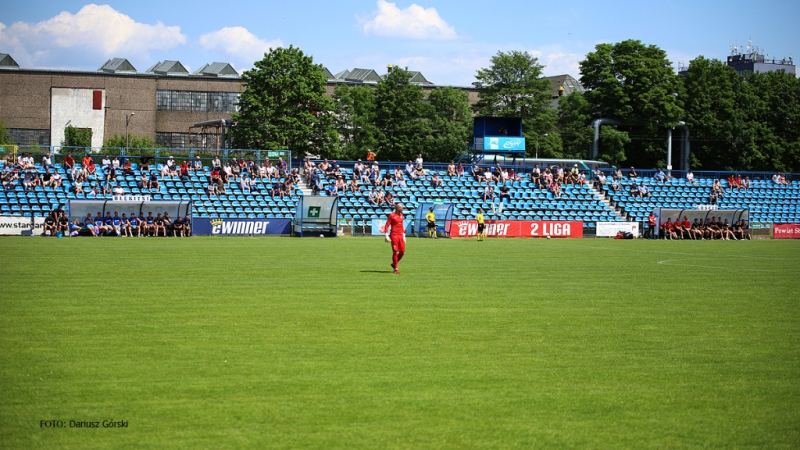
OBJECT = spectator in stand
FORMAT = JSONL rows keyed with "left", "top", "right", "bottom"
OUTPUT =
{"left": 212, "top": 156, "right": 221, "bottom": 169}
{"left": 112, "top": 156, "right": 120, "bottom": 170}
{"left": 686, "top": 169, "right": 695, "bottom": 184}
{"left": 51, "top": 171, "right": 63, "bottom": 188}
{"left": 482, "top": 183, "right": 495, "bottom": 201}
{"left": 654, "top": 168, "right": 667, "bottom": 183}
{"left": 180, "top": 160, "right": 189, "bottom": 180}
{"left": 456, "top": 162, "right": 465, "bottom": 178}
{"left": 472, "top": 164, "right": 484, "bottom": 183}
{"left": 712, "top": 179, "right": 725, "bottom": 198}
{"left": 113, "top": 184, "right": 124, "bottom": 196}
{"left": 741, "top": 176, "right": 750, "bottom": 191}
{"left": 483, "top": 167, "right": 494, "bottom": 183}
{"left": 64, "top": 154, "right": 75, "bottom": 171}
{"left": 192, "top": 156, "right": 203, "bottom": 173}
{"left": 415, "top": 153, "right": 423, "bottom": 167}
{"left": 376, "top": 189, "right": 387, "bottom": 206}
{"left": 366, "top": 149, "right": 376, "bottom": 161}
{"left": 779, "top": 173, "right": 790, "bottom": 186}
{"left": 596, "top": 171, "right": 607, "bottom": 188}
{"left": 447, "top": 161, "right": 457, "bottom": 177}
{"left": 271, "top": 181, "right": 283, "bottom": 199}
{"left": 22, "top": 171, "right": 34, "bottom": 191}
{"left": 240, "top": 174, "right": 251, "bottom": 194}
{"left": 405, "top": 160, "right": 417, "bottom": 180}
{"left": 368, "top": 188, "right": 379, "bottom": 205}
{"left": 638, "top": 182, "right": 651, "bottom": 199}
{"left": 140, "top": 156, "right": 151, "bottom": 172}
{"left": 2, "top": 167, "right": 18, "bottom": 190}
{"left": 84, "top": 155, "right": 97, "bottom": 176}
{"left": 530, "top": 165, "right": 541, "bottom": 188}
{"left": 149, "top": 171, "right": 160, "bottom": 191}
{"left": 629, "top": 181, "right": 640, "bottom": 199}
{"left": 430, "top": 173, "right": 443, "bottom": 188}
{"left": 414, "top": 164, "right": 425, "bottom": 181}
{"left": 771, "top": 172, "right": 781, "bottom": 185}
{"left": 160, "top": 161, "right": 171, "bottom": 178}
{"left": 385, "top": 191, "right": 395, "bottom": 207}
{"left": 42, "top": 153, "right": 53, "bottom": 170}
{"left": 230, "top": 158, "right": 241, "bottom": 179}
{"left": 101, "top": 155, "right": 112, "bottom": 171}
{"left": 335, "top": 176, "right": 346, "bottom": 194}
{"left": 348, "top": 177, "right": 361, "bottom": 193}
{"left": 106, "top": 165, "right": 118, "bottom": 182}
{"left": 628, "top": 166, "right": 638, "bottom": 178}
{"left": 508, "top": 168, "right": 521, "bottom": 182}
{"left": 122, "top": 158, "right": 134, "bottom": 176}
{"left": 325, "top": 182, "right": 337, "bottom": 197}
{"left": 550, "top": 180, "right": 562, "bottom": 199}
{"left": 207, "top": 179, "right": 218, "bottom": 196}
{"left": 498, "top": 183, "right": 511, "bottom": 201}
{"left": 380, "top": 170, "right": 393, "bottom": 188}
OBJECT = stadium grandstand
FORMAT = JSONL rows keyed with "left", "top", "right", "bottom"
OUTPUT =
{"left": 1, "top": 148, "right": 798, "bottom": 237}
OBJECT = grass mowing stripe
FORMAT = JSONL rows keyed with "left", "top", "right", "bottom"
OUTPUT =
{"left": 1, "top": 237, "right": 798, "bottom": 449}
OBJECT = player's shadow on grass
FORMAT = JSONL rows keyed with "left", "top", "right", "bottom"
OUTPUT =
{"left": 359, "top": 270, "right": 394, "bottom": 274}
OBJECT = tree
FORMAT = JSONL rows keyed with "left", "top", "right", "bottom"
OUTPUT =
{"left": 231, "top": 45, "right": 338, "bottom": 157}
{"left": 745, "top": 70, "right": 800, "bottom": 172}
{"left": 374, "top": 67, "right": 431, "bottom": 161}
{"left": 427, "top": 87, "right": 472, "bottom": 162}
{"left": 332, "top": 84, "right": 379, "bottom": 160}
{"left": 62, "top": 125, "right": 92, "bottom": 148}
{"left": 104, "top": 134, "right": 160, "bottom": 149}
{"left": 0, "top": 120, "right": 9, "bottom": 144}
{"left": 472, "top": 50, "right": 557, "bottom": 157}
{"left": 556, "top": 92, "right": 594, "bottom": 159}
{"left": 580, "top": 40, "right": 683, "bottom": 166}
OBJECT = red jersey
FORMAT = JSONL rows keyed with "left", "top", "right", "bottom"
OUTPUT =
{"left": 682, "top": 220, "right": 691, "bottom": 229}
{"left": 386, "top": 212, "right": 405, "bottom": 238}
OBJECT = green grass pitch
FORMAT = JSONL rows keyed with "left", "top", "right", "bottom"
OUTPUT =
{"left": 1, "top": 236, "right": 798, "bottom": 449}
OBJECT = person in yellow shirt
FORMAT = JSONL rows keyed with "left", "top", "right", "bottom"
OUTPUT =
{"left": 476, "top": 208, "right": 485, "bottom": 241}
{"left": 425, "top": 207, "right": 437, "bottom": 239}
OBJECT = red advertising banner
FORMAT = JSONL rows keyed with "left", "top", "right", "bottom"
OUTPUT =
{"left": 449, "top": 220, "right": 583, "bottom": 238}
{"left": 773, "top": 223, "right": 800, "bottom": 239}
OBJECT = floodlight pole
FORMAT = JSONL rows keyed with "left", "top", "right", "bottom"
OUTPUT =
{"left": 125, "top": 112, "right": 135, "bottom": 149}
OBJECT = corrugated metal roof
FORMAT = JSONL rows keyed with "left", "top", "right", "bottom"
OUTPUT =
{"left": 146, "top": 60, "right": 188, "bottom": 75}
{"left": 322, "top": 67, "right": 334, "bottom": 80}
{"left": 193, "top": 62, "right": 239, "bottom": 77}
{"left": 0, "top": 53, "right": 20, "bottom": 69}
{"left": 345, "top": 68, "right": 381, "bottom": 82}
{"left": 334, "top": 69, "right": 350, "bottom": 80}
{"left": 98, "top": 58, "right": 136, "bottom": 73}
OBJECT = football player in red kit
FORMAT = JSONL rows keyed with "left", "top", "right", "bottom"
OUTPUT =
{"left": 385, "top": 203, "right": 406, "bottom": 274}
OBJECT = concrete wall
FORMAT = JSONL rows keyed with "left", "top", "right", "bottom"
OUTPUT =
{"left": 50, "top": 87, "right": 106, "bottom": 147}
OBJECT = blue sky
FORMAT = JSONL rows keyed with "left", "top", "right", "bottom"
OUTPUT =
{"left": 2, "top": 0, "right": 798, "bottom": 85}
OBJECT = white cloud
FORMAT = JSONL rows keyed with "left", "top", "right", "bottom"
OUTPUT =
{"left": 529, "top": 49, "right": 584, "bottom": 78}
{"left": 198, "top": 26, "right": 282, "bottom": 67}
{"left": 0, "top": 4, "right": 185, "bottom": 68}
{"left": 360, "top": 0, "right": 457, "bottom": 40}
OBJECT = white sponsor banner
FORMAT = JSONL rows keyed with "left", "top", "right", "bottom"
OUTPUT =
{"left": 596, "top": 221, "right": 639, "bottom": 237}
{"left": 0, "top": 216, "right": 46, "bottom": 235}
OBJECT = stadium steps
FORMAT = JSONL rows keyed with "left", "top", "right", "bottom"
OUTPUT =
{"left": 590, "top": 182, "right": 629, "bottom": 221}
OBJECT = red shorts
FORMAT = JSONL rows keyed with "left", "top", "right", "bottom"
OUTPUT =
{"left": 391, "top": 236, "right": 405, "bottom": 253}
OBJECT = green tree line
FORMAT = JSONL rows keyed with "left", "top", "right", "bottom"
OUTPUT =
{"left": 230, "top": 43, "right": 800, "bottom": 172}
